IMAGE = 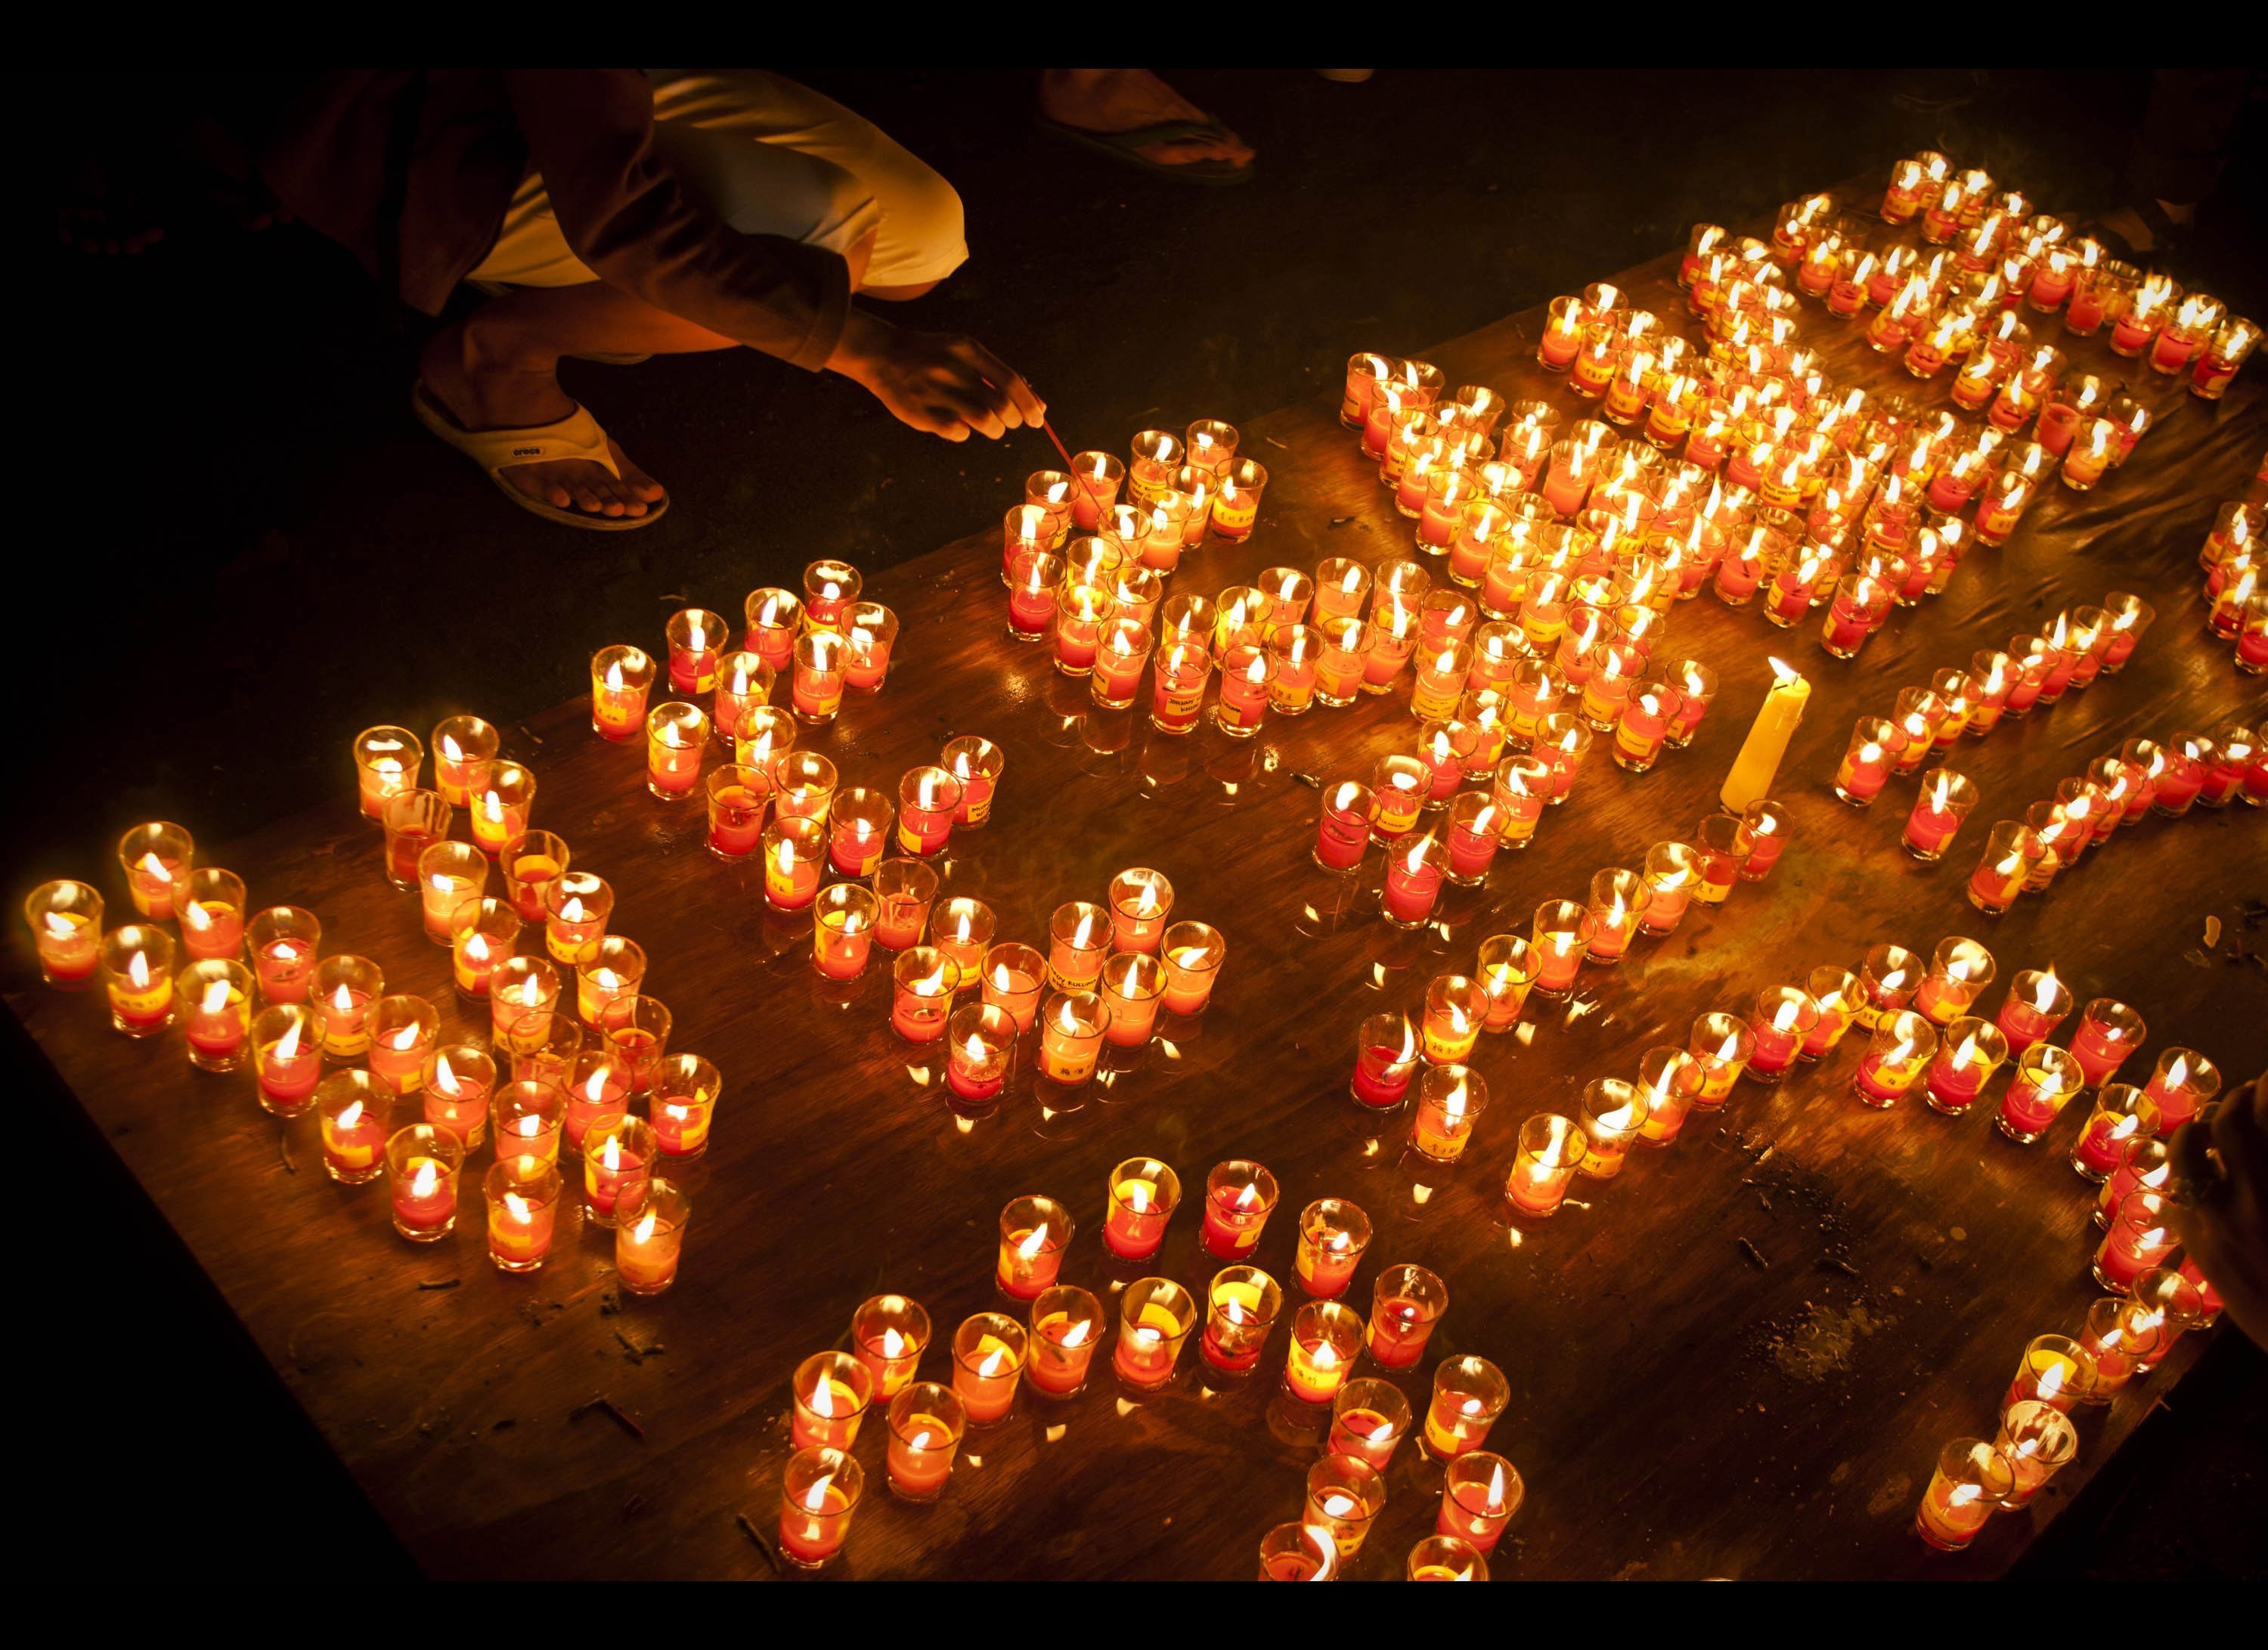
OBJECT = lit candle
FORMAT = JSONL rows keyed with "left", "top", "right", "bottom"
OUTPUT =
{"left": 1351, "top": 1013, "right": 1418, "bottom": 1107}
{"left": 850, "top": 1295, "right": 931, "bottom": 1398}
{"left": 1923, "top": 1018, "right": 2009, "bottom": 1115}
{"left": 24, "top": 880, "right": 103, "bottom": 988}
{"left": 1421, "top": 1355, "right": 1510, "bottom": 1461}
{"left": 1199, "top": 1266, "right": 1284, "bottom": 1376}
{"left": 776, "top": 1448, "right": 860, "bottom": 1571}
{"left": 2094, "top": 1190, "right": 2175, "bottom": 1292}
{"left": 1284, "top": 1301, "right": 1363, "bottom": 1405}
{"left": 1412, "top": 1065, "right": 1488, "bottom": 1162}
{"left": 252, "top": 1003, "right": 321, "bottom": 1114}
{"left": 562, "top": 1050, "right": 632, "bottom": 1156}
{"left": 890, "top": 948, "right": 956, "bottom": 1043}
{"left": 1114, "top": 1279, "right": 1198, "bottom": 1391}
{"left": 1199, "top": 1160, "right": 1280, "bottom": 1261}
{"left": 314, "top": 1071, "right": 388, "bottom": 1183}
{"left": 1438, "top": 1452, "right": 1523, "bottom": 1552}
{"left": 943, "top": 1003, "right": 1016, "bottom": 1103}
{"left": 1366, "top": 1264, "right": 1448, "bottom": 1370}
{"left": 881, "top": 1382, "right": 968, "bottom": 1505}
{"left": 1719, "top": 658, "right": 1809, "bottom": 812}
{"left": 1157, "top": 922, "right": 1225, "bottom": 1015}
{"left": 995, "top": 1195, "right": 1072, "bottom": 1301}
{"left": 1688, "top": 1013, "right": 1756, "bottom": 1106}
{"left": 1853, "top": 1012, "right": 1937, "bottom": 1107}
{"left": 351, "top": 729, "right": 421, "bottom": 818}
{"left": 812, "top": 883, "right": 878, "bottom": 982}
{"left": 178, "top": 960, "right": 253, "bottom": 1072}
{"left": 482, "top": 1155, "right": 561, "bottom": 1273}
{"left": 384, "top": 1123, "right": 464, "bottom": 1242}
{"left": 761, "top": 818, "right": 824, "bottom": 913}
{"left": 1328, "top": 1379, "right": 1414, "bottom": 1470}
{"left": 2139, "top": 1047, "right": 2220, "bottom": 1133}
{"left": 1531, "top": 899, "right": 1593, "bottom": 997}
{"left": 420, "top": 1044, "right": 494, "bottom": 1146}
{"left": 792, "top": 1351, "right": 875, "bottom": 1452}
{"left": 1915, "top": 1438, "right": 2014, "bottom": 1552}
{"left": 581, "top": 1115, "right": 655, "bottom": 1228}
{"left": 1027, "top": 1286, "right": 1105, "bottom": 1398}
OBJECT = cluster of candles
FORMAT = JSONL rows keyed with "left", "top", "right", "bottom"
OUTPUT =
{"left": 1861, "top": 152, "right": 2257, "bottom": 402}
{"left": 861, "top": 865, "right": 1226, "bottom": 1100}
{"left": 767, "top": 1162, "right": 1522, "bottom": 1577}
{"left": 1008, "top": 406, "right": 1725, "bottom": 789}
{"left": 585, "top": 562, "right": 897, "bottom": 760}
{"left": 1916, "top": 1255, "right": 2224, "bottom": 1554}
{"left": 2198, "top": 501, "right": 2268, "bottom": 672}
{"left": 32, "top": 718, "right": 714, "bottom": 1289}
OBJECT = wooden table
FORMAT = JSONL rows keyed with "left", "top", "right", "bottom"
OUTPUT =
{"left": 12, "top": 197, "right": 2266, "bottom": 1582}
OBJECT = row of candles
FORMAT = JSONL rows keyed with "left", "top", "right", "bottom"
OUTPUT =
{"left": 2198, "top": 501, "right": 2268, "bottom": 672}
{"left": 770, "top": 1155, "right": 1521, "bottom": 1574}
{"left": 1860, "top": 152, "right": 2257, "bottom": 399}
{"left": 33, "top": 786, "right": 702, "bottom": 1289}
{"left": 1918, "top": 1227, "right": 2225, "bottom": 1552}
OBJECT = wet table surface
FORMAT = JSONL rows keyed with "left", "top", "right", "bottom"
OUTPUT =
{"left": 11, "top": 187, "right": 2266, "bottom": 1580}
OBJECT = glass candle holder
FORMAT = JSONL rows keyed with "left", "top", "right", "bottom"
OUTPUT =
{"left": 1199, "top": 1265, "right": 1283, "bottom": 1376}
{"left": 1994, "top": 1400, "right": 2079, "bottom": 1509}
{"left": 1329, "top": 1378, "right": 1414, "bottom": 1470}
{"left": 1530, "top": 899, "right": 1594, "bottom": 999}
{"left": 1257, "top": 1523, "right": 1337, "bottom": 1582}
{"left": 417, "top": 839, "right": 488, "bottom": 946}
{"left": 1157, "top": 921, "right": 1225, "bottom": 1015}
{"left": 1576, "top": 1078, "right": 1644, "bottom": 1177}
{"left": 310, "top": 953, "right": 381, "bottom": 1062}
{"left": 790, "top": 629, "right": 847, "bottom": 726}
{"left": 1090, "top": 1157, "right": 1182, "bottom": 1263}
{"left": 252, "top": 1002, "right": 322, "bottom": 1114}
{"left": 380, "top": 792, "right": 451, "bottom": 893}
{"left": 1991, "top": 968, "right": 2073, "bottom": 1053}
{"left": 776, "top": 1447, "right": 860, "bottom": 1571}
{"left": 115, "top": 820, "right": 194, "bottom": 921}
{"left": 1098, "top": 952, "right": 1166, "bottom": 1050}
{"left": 2096, "top": 1137, "right": 2174, "bottom": 1233}
{"left": 1284, "top": 1197, "right": 1373, "bottom": 1301}
{"left": 1005, "top": 1287, "right": 1103, "bottom": 1410}
{"left": 1367, "top": 1264, "right": 1448, "bottom": 1370}
{"left": 2140, "top": 1048, "right": 2220, "bottom": 1133}
{"left": 2127, "top": 1269, "right": 2207, "bottom": 1371}
{"left": 1114, "top": 1278, "right": 1197, "bottom": 1391}
{"left": 614, "top": 1174, "right": 691, "bottom": 1295}
{"left": 792, "top": 1351, "right": 875, "bottom": 1452}
{"left": 492, "top": 953, "right": 562, "bottom": 1044}
{"left": 940, "top": 1002, "right": 1015, "bottom": 1105}
{"left": 1582, "top": 868, "right": 1650, "bottom": 964}
{"left": 704, "top": 765, "right": 770, "bottom": 861}
{"left": 1508, "top": 1114, "right": 1585, "bottom": 1218}
{"left": 884, "top": 768, "right": 958, "bottom": 863}
{"left": 761, "top": 817, "right": 826, "bottom": 913}
{"left": 596, "top": 993, "right": 671, "bottom": 1097}
{"left": 420, "top": 1044, "right": 495, "bottom": 1146}
{"left": 881, "top": 1382, "right": 967, "bottom": 1505}
{"left": 1854, "top": 943, "right": 1922, "bottom": 1028}
{"left": 1689, "top": 1012, "right": 1756, "bottom": 1105}
{"left": 1853, "top": 1011, "right": 1938, "bottom": 1108}
{"left": 384, "top": 1123, "right": 465, "bottom": 1242}
{"left": 2004, "top": 1332, "right": 2088, "bottom": 1417}
{"left": 1351, "top": 1013, "right": 1418, "bottom": 1108}
{"left": 2095, "top": 1190, "right": 2177, "bottom": 1292}
{"left": 891, "top": 948, "right": 958, "bottom": 1043}
{"left": 839, "top": 602, "right": 898, "bottom": 694}
{"left": 449, "top": 897, "right": 519, "bottom": 1000}
{"left": 574, "top": 935, "right": 644, "bottom": 1026}
{"left": 1901, "top": 768, "right": 1979, "bottom": 862}
{"left": 1420, "top": 975, "right": 1486, "bottom": 1067}
{"left": 632, "top": 704, "right": 703, "bottom": 802}
{"left": 993, "top": 1194, "right": 1074, "bottom": 1302}
{"left": 497, "top": 830, "right": 569, "bottom": 923}
{"left": 1922, "top": 1018, "right": 2009, "bottom": 1115}
{"left": 1096, "top": 867, "right": 1174, "bottom": 957}
{"left": 491, "top": 1078, "right": 564, "bottom": 1165}
{"left": 429, "top": 715, "right": 498, "bottom": 808}
{"left": 795, "top": 557, "right": 861, "bottom": 629}
{"left": 587, "top": 644, "right": 657, "bottom": 742}
{"left": 482, "top": 1154, "right": 561, "bottom": 1273}
{"left": 859, "top": 861, "right": 937, "bottom": 955}
{"left": 644, "top": 1051, "right": 720, "bottom": 1161}
{"left": 1963, "top": 820, "right": 2034, "bottom": 916}
{"left": 968, "top": 943, "right": 1041, "bottom": 1034}
{"left": 1286, "top": 1300, "right": 1365, "bottom": 1405}
{"left": 2068, "top": 997, "right": 2146, "bottom": 1087}
{"left": 1746, "top": 985, "right": 1820, "bottom": 1084}
{"left": 1635, "top": 1045, "right": 1705, "bottom": 1146}
{"left": 1994, "top": 1044, "right": 2085, "bottom": 1144}
{"left": 711, "top": 649, "right": 776, "bottom": 743}
{"left": 310, "top": 1068, "right": 386, "bottom": 1183}
{"left": 1200, "top": 1160, "right": 1279, "bottom": 1261}
{"left": 1305, "top": 1454, "right": 1388, "bottom": 1559}
{"left": 1471, "top": 934, "right": 1539, "bottom": 1034}
{"left": 178, "top": 958, "right": 253, "bottom": 1072}
{"left": 581, "top": 1114, "right": 658, "bottom": 1228}
{"left": 561, "top": 1048, "right": 632, "bottom": 1157}
{"left": 1800, "top": 966, "right": 1863, "bottom": 1061}
{"left": 352, "top": 728, "right": 422, "bottom": 820}
{"left": 1423, "top": 1355, "right": 1510, "bottom": 1461}
{"left": 1691, "top": 812, "right": 1749, "bottom": 903}
{"left": 929, "top": 737, "right": 1005, "bottom": 833}
{"left": 172, "top": 867, "right": 245, "bottom": 963}
{"left": 1912, "top": 937, "right": 1994, "bottom": 1025}
{"left": 813, "top": 883, "right": 878, "bottom": 982}
{"left": 1412, "top": 1064, "right": 1489, "bottom": 1163}
{"left": 850, "top": 1295, "right": 932, "bottom": 1398}
{"left": 1627, "top": 845, "right": 1698, "bottom": 941}
{"left": 1915, "top": 1438, "right": 2015, "bottom": 1552}
{"left": 2068, "top": 1082, "right": 2155, "bottom": 1182}
{"left": 366, "top": 994, "right": 440, "bottom": 1096}
{"left": 662, "top": 607, "right": 727, "bottom": 697}
{"left": 1088, "top": 616, "right": 1154, "bottom": 710}
{"left": 1439, "top": 1452, "right": 1523, "bottom": 1552}
{"left": 25, "top": 879, "right": 103, "bottom": 989}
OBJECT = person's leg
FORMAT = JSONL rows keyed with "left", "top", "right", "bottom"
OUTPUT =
{"left": 1038, "top": 70, "right": 1253, "bottom": 171}
{"left": 419, "top": 283, "right": 738, "bottom": 519}
{"left": 644, "top": 70, "right": 968, "bottom": 296}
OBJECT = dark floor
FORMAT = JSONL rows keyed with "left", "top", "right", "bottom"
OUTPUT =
{"left": 19, "top": 68, "right": 2266, "bottom": 1580}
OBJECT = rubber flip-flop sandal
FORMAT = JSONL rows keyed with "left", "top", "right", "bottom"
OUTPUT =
{"left": 411, "top": 382, "right": 668, "bottom": 532}
{"left": 1036, "top": 116, "right": 1256, "bottom": 186}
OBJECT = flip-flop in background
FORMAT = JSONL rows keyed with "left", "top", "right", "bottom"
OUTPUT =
{"left": 1036, "top": 117, "right": 1256, "bottom": 187}
{"left": 411, "top": 382, "right": 669, "bottom": 532}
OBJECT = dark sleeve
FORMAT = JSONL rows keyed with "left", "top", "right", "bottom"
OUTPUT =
{"left": 503, "top": 68, "right": 850, "bottom": 371}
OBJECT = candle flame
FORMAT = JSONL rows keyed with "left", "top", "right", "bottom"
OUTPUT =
{"left": 598, "top": 1136, "right": 621, "bottom": 1172}
{"left": 1017, "top": 1223, "right": 1050, "bottom": 1258}
{"left": 1124, "top": 1181, "right": 1151, "bottom": 1213}
{"left": 432, "top": 1052, "right": 458, "bottom": 1094}
{"left": 197, "top": 978, "right": 231, "bottom": 1016}
{"left": 1061, "top": 1317, "right": 1092, "bottom": 1349}
{"left": 632, "top": 1209, "right": 658, "bottom": 1245}
{"left": 503, "top": 1190, "right": 532, "bottom": 1224}
{"left": 183, "top": 898, "right": 211, "bottom": 930}
{"left": 410, "top": 1160, "right": 441, "bottom": 1199}
{"left": 1948, "top": 1482, "right": 1984, "bottom": 1510}
{"left": 1772, "top": 998, "right": 1802, "bottom": 1034}
{"left": 1768, "top": 657, "right": 1798, "bottom": 685}
{"left": 440, "top": 734, "right": 463, "bottom": 764}
{"left": 605, "top": 659, "right": 626, "bottom": 690}
{"left": 978, "top": 1346, "right": 1008, "bottom": 1378}
{"left": 2164, "top": 1053, "right": 2189, "bottom": 1089}
{"left": 802, "top": 1474, "right": 833, "bottom": 1514}
{"left": 137, "top": 851, "right": 172, "bottom": 883}
{"left": 1950, "top": 1034, "right": 1980, "bottom": 1073}
{"left": 1715, "top": 1032, "right": 1743, "bottom": 1063}
{"left": 275, "top": 1017, "right": 303, "bottom": 1061}
{"left": 336, "top": 1099, "right": 363, "bottom": 1130}
{"left": 127, "top": 951, "right": 151, "bottom": 989}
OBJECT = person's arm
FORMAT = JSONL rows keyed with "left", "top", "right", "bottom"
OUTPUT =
{"left": 503, "top": 69, "right": 850, "bottom": 370}
{"left": 502, "top": 70, "right": 1044, "bottom": 440}
{"left": 2168, "top": 1070, "right": 2268, "bottom": 1351}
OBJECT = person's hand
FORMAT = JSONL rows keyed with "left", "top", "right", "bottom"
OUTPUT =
{"left": 2167, "top": 1069, "right": 2268, "bottom": 1352}
{"left": 827, "top": 310, "right": 1045, "bottom": 442}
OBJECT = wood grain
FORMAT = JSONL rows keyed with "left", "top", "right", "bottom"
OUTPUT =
{"left": 9, "top": 184, "right": 2266, "bottom": 1580}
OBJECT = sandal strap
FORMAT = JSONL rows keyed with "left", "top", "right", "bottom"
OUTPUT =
{"left": 414, "top": 386, "right": 621, "bottom": 479}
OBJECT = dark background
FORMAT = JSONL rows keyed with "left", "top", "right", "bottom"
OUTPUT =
{"left": 17, "top": 67, "right": 2265, "bottom": 1580}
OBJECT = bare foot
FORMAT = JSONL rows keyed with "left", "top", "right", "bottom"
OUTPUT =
{"left": 1040, "top": 69, "right": 1253, "bottom": 170}
{"left": 418, "top": 321, "right": 665, "bottom": 520}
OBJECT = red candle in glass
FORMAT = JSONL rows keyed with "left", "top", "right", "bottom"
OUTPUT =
{"left": 1366, "top": 1266, "right": 1447, "bottom": 1370}
{"left": 1315, "top": 780, "right": 1375, "bottom": 871}
{"left": 1198, "top": 1162, "right": 1279, "bottom": 1261}
{"left": 897, "top": 768, "right": 962, "bottom": 858}
{"left": 2069, "top": 999, "right": 2146, "bottom": 1087}
{"left": 1381, "top": 836, "right": 1447, "bottom": 927}
{"left": 1351, "top": 1015, "right": 1418, "bottom": 1107}
{"left": 1995, "top": 969, "right": 2072, "bottom": 1053}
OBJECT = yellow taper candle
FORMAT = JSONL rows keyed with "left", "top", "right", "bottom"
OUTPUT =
{"left": 1720, "top": 657, "right": 1810, "bottom": 813}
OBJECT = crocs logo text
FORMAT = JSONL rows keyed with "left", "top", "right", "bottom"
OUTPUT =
{"left": 512, "top": 447, "right": 544, "bottom": 457}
